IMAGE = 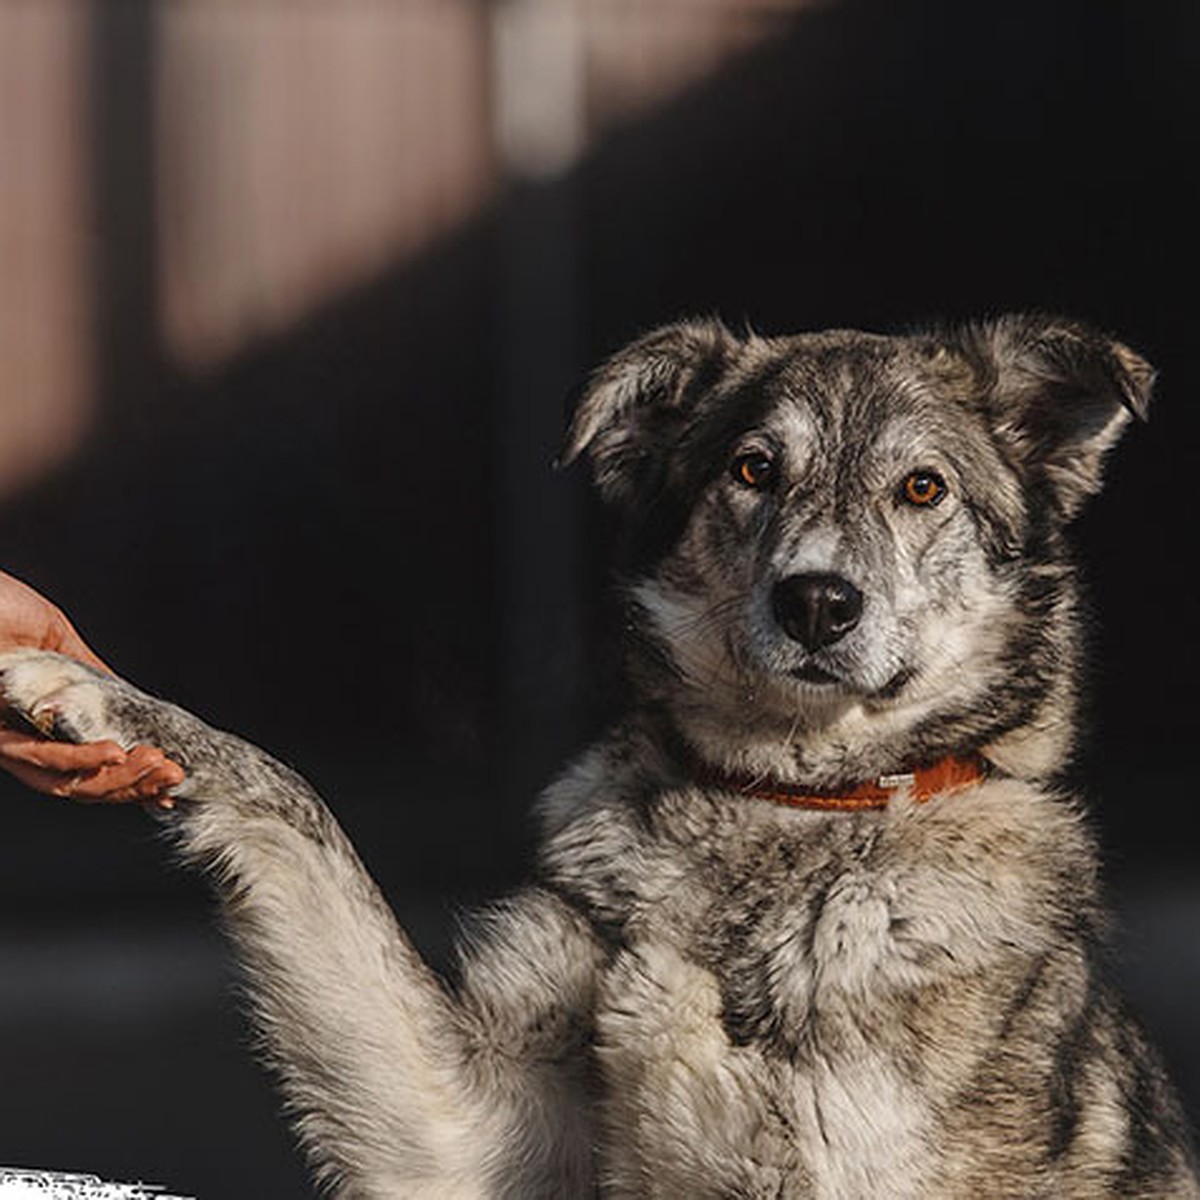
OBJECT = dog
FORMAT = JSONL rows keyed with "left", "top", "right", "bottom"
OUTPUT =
{"left": 2, "top": 314, "right": 1196, "bottom": 1198}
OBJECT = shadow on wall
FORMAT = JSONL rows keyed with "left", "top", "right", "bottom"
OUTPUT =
{"left": 0, "top": 1, "right": 1196, "bottom": 1196}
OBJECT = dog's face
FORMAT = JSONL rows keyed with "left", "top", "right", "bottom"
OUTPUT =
{"left": 635, "top": 344, "right": 1015, "bottom": 717}
{"left": 563, "top": 316, "right": 1153, "bottom": 783}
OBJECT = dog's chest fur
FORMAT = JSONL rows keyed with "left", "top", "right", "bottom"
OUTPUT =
{"left": 540, "top": 741, "right": 1101, "bottom": 1198}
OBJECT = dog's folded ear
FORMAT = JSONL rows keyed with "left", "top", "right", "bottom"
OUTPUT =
{"left": 962, "top": 314, "right": 1155, "bottom": 520}
{"left": 557, "top": 318, "right": 738, "bottom": 505}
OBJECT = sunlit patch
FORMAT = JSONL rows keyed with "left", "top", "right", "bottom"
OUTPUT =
{"left": 0, "top": 1168, "right": 193, "bottom": 1199}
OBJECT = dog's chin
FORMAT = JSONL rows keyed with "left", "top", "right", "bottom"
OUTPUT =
{"left": 778, "top": 660, "right": 917, "bottom": 705}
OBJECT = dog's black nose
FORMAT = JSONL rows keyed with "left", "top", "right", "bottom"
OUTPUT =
{"left": 771, "top": 573, "right": 864, "bottom": 650}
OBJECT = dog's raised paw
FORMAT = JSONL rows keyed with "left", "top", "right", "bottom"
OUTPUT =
{"left": 0, "top": 649, "right": 116, "bottom": 746}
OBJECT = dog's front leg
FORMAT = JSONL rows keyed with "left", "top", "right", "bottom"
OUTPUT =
{"left": 0, "top": 650, "right": 601, "bottom": 1200}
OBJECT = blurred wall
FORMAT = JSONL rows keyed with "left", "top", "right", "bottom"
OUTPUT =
{"left": 0, "top": 1, "right": 1196, "bottom": 1195}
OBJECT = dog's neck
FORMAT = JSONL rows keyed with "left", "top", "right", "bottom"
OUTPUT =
{"left": 693, "top": 753, "right": 990, "bottom": 811}
{"left": 652, "top": 683, "right": 1065, "bottom": 796}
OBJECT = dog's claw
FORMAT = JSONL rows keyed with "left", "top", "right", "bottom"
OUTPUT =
{"left": 33, "top": 710, "right": 57, "bottom": 737}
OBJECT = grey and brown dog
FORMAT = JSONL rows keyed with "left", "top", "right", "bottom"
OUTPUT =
{"left": 2, "top": 314, "right": 1196, "bottom": 1198}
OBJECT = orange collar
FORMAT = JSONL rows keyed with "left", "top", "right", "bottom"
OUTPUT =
{"left": 703, "top": 754, "right": 989, "bottom": 812}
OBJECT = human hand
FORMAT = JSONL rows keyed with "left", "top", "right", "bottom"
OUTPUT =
{"left": 0, "top": 572, "right": 185, "bottom": 804}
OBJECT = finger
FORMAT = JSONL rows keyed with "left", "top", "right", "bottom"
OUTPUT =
{"left": 85, "top": 776, "right": 177, "bottom": 805}
{"left": 123, "top": 743, "right": 186, "bottom": 781}
{"left": 0, "top": 572, "right": 112, "bottom": 671}
{"left": 66, "top": 746, "right": 185, "bottom": 804}
{"left": 0, "top": 727, "right": 127, "bottom": 771}
{"left": 0, "top": 758, "right": 87, "bottom": 797}
{"left": 0, "top": 739, "right": 184, "bottom": 804}
{"left": 43, "top": 613, "right": 112, "bottom": 674}
{"left": 123, "top": 746, "right": 186, "bottom": 798}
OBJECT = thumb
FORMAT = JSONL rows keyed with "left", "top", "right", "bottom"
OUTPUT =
{"left": 44, "top": 612, "right": 113, "bottom": 674}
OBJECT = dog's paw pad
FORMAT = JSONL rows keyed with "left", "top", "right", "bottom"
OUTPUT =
{"left": 0, "top": 650, "right": 113, "bottom": 746}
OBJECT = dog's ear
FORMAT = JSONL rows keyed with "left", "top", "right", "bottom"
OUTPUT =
{"left": 557, "top": 318, "right": 739, "bottom": 505}
{"left": 963, "top": 314, "right": 1154, "bottom": 520}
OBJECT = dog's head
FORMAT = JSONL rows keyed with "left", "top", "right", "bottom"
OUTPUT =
{"left": 561, "top": 315, "right": 1153, "bottom": 786}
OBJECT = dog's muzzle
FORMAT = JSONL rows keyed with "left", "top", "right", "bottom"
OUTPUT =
{"left": 771, "top": 573, "right": 864, "bottom": 651}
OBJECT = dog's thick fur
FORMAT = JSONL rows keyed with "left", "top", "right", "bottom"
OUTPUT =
{"left": 3, "top": 315, "right": 1197, "bottom": 1198}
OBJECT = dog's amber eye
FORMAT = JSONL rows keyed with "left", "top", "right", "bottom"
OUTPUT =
{"left": 901, "top": 470, "right": 947, "bottom": 507}
{"left": 731, "top": 451, "right": 776, "bottom": 490}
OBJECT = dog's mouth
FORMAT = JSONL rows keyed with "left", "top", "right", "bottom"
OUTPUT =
{"left": 783, "top": 659, "right": 917, "bottom": 700}
{"left": 788, "top": 663, "right": 841, "bottom": 685}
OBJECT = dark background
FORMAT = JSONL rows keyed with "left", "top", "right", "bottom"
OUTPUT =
{"left": 1, "top": 1, "right": 1197, "bottom": 1195}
